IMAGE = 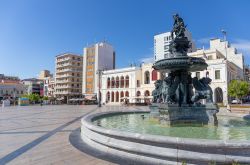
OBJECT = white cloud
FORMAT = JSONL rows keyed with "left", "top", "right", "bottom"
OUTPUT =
{"left": 231, "top": 39, "right": 250, "bottom": 56}
{"left": 139, "top": 56, "right": 154, "bottom": 64}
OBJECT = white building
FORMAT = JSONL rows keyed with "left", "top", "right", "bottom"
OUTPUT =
{"left": 82, "top": 42, "right": 115, "bottom": 97}
{"left": 101, "top": 63, "right": 160, "bottom": 105}
{"left": 43, "top": 76, "right": 55, "bottom": 98}
{"left": 55, "top": 53, "right": 83, "bottom": 101}
{"left": 154, "top": 30, "right": 196, "bottom": 61}
{"left": 188, "top": 38, "right": 244, "bottom": 105}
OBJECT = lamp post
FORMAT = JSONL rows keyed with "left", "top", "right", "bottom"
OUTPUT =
{"left": 96, "top": 69, "right": 103, "bottom": 107}
{"left": 13, "top": 88, "right": 16, "bottom": 106}
{"left": 222, "top": 29, "right": 228, "bottom": 106}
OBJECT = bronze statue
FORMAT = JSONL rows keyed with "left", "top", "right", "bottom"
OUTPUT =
{"left": 171, "top": 14, "right": 186, "bottom": 39}
{"left": 191, "top": 77, "right": 213, "bottom": 103}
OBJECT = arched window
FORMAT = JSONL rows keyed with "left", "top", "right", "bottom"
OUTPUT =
{"left": 144, "top": 90, "right": 150, "bottom": 97}
{"left": 136, "top": 91, "right": 141, "bottom": 96}
{"left": 111, "top": 77, "right": 115, "bottom": 88}
{"left": 111, "top": 91, "right": 114, "bottom": 102}
{"left": 120, "top": 91, "right": 124, "bottom": 102}
{"left": 144, "top": 71, "right": 150, "bottom": 84}
{"left": 136, "top": 91, "right": 141, "bottom": 103}
{"left": 107, "top": 77, "right": 110, "bottom": 88}
{"left": 125, "top": 75, "right": 129, "bottom": 88}
{"left": 125, "top": 91, "right": 129, "bottom": 97}
{"left": 215, "top": 87, "right": 223, "bottom": 103}
{"left": 152, "top": 70, "right": 158, "bottom": 81}
{"left": 116, "top": 76, "right": 119, "bottom": 88}
{"left": 116, "top": 91, "right": 119, "bottom": 102}
{"left": 120, "top": 76, "right": 124, "bottom": 88}
{"left": 107, "top": 92, "right": 110, "bottom": 102}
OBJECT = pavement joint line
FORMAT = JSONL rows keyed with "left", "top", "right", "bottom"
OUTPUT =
{"left": 0, "top": 107, "right": 98, "bottom": 165}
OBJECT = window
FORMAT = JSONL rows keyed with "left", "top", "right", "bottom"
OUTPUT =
{"left": 164, "top": 45, "right": 168, "bottom": 50}
{"left": 196, "top": 72, "right": 200, "bottom": 79}
{"left": 72, "top": 73, "right": 74, "bottom": 76}
{"left": 152, "top": 70, "right": 158, "bottom": 81}
{"left": 111, "top": 77, "right": 115, "bottom": 88}
{"left": 116, "top": 77, "right": 119, "bottom": 88}
{"left": 125, "top": 76, "right": 129, "bottom": 88}
{"left": 107, "top": 77, "right": 111, "bottom": 88}
{"left": 137, "top": 80, "right": 140, "bottom": 87}
{"left": 215, "top": 70, "right": 220, "bottom": 79}
{"left": 144, "top": 71, "right": 150, "bottom": 84}
{"left": 207, "top": 56, "right": 213, "bottom": 60}
{"left": 120, "top": 76, "right": 124, "bottom": 88}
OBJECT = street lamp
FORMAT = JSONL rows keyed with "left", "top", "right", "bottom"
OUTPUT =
{"left": 96, "top": 69, "right": 104, "bottom": 107}
{"left": 13, "top": 88, "right": 16, "bottom": 106}
{"left": 221, "top": 29, "right": 228, "bottom": 106}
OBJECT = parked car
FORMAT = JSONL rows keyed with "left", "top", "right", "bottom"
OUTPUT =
{"left": 231, "top": 99, "right": 241, "bottom": 104}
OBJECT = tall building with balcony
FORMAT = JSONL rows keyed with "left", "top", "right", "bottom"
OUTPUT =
{"left": 154, "top": 30, "right": 196, "bottom": 61}
{"left": 82, "top": 42, "right": 115, "bottom": 98}
{"left": 55, "top": 53, "right": 83, "bottom": 102}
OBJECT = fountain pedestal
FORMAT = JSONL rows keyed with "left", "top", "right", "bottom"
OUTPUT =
{"left": 150, "top": 103, "right": 218, "bottom": 125}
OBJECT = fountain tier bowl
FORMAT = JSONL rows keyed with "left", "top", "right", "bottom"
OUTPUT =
{"left": 153, "top": 56, "right": 208, "bottom": 72}
{"left": 81, "top": 111, "right": 250, "bottom": 165}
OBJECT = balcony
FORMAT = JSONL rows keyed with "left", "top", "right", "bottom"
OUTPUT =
{"left": 56, "top": 69, "right": 82, "bottom": 73}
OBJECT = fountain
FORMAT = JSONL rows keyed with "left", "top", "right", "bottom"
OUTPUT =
{"left": 77, "top": 14, "right": 250, "bottom": 165}
{"left": 150, "top": 14, "right": 218, "bottom": 125}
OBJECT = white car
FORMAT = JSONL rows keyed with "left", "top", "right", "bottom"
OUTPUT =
{"left": 231, "top": 99, "right": 240, "bottom": 104}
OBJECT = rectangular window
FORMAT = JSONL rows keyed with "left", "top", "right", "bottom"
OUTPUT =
{"left": 196, "top": 72, "right": 200, "bottom": 79}
{"left": 215, "top": 70, "right": 220, "bottom": 79}
{"left": 164, "top": 45, "right": 168, "bottom": 50}
{"left": 207, "top": 56, "right": 213, "bottom": 60}
{"left": 137, "top": 80, "right": 140, "bottom": 87}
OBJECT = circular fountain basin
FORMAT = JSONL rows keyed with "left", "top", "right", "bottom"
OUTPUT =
{"left": 81, "top": 111, "right": 250, "bottom": 165}
{"left": 153, "top": 56, "right": 208, "bottom": 72}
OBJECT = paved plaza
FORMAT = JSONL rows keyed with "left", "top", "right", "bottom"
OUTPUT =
{"left": 0, "top": 105, "right": 144, "bottom": 165}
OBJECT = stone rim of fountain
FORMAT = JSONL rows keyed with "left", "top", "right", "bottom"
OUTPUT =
{"left": 80, "top": 110, "right": 250, "bottom": 164}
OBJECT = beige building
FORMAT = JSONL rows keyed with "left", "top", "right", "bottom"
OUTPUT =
{"left": 82, "top": 42, "right": 115, "bottom": 98}
{"left": 55, "top": 53, "right": 83, "bottom": 102}
{"left": 188, "top": 39, "right": 244, "bottom": 105}
{"left": 101, "top": 63, "right": 160, "bottom": 105}
{"left": 38, "top": 70, "right": 52, "bottom": 80}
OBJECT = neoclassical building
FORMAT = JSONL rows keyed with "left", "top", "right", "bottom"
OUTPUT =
{"left": 101, "top": 63, "right": 160, "bottom": 105}
{"left": 188, "top": 39, "right": 244, "bottom": 105}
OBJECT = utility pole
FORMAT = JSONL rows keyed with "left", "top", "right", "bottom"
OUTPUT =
{"left": 221, "top": 29, "right": 229, "bottom": 106}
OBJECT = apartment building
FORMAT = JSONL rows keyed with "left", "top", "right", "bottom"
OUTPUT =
{"left": 82, "top": 42, "right": 115, "bottom": 98}
{"left": 55, "top": 53, "right": 83, "bottom": 102}
{"left": 154, "top": 30, "right": 196, "bottom": 61}
{"left": 21, "top": 78, "right": 44, "bottom": 96}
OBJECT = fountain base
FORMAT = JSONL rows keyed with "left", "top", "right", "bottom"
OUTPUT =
{"left": 150, "top": 103, "right": 219, "bottom": 125}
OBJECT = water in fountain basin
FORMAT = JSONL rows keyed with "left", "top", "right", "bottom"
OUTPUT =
{"left": 93, "top": 112, "right": 250, "bottom": 140}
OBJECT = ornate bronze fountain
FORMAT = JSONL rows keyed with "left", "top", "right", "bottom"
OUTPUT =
{"left": 151, "top": 14, "right": 218, "bottom": 125}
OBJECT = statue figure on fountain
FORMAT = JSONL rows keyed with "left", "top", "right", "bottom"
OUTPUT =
{"left": 152, "top": 80, "right": 162, "bottom": 103}
{"left": 191, "top": 77, "right": 213, "bottom": 104}
{"left": 169, "top": 14, "right": 190, "bottom": 57}
{"left": 171, "top": 14, "right": 186, "bottom": 39}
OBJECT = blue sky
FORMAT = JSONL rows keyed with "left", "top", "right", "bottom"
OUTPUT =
{"left": 1, "top": 0, "right": 250, "bottom": 79}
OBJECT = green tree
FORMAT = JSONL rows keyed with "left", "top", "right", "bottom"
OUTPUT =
{"left": 43, "top": 96, "right": 49, "bottom": 100}
{"left": 228, "top": 80, "right": 249, "bottom": 104}
{"left": 21, "top": 93, "right": 40, "bottom": 103}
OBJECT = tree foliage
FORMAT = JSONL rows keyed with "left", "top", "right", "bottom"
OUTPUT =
{"left": 21, "top": 93, "right": 40, "bottom": 102}
{"left": 228, "top": 80, "right": 249, "bottom": 102}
